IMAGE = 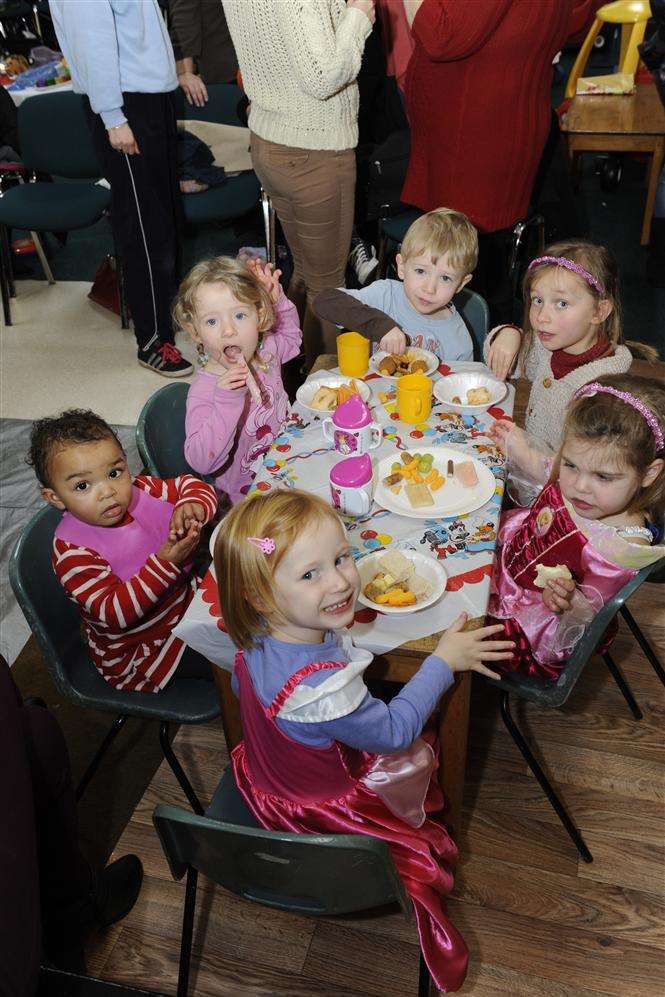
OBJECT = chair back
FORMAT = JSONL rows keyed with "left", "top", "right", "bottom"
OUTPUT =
{"left": 453, "top": 287, "right": 490, "bottom": 359}
{"left": 136, "top": 382, "right": 200, "bottom": 479}
{"left": 18, "top": 92, "right": 102, "bottom": 178}
{"left": 153, "top": 803, "right": 410, "bottom": 917}
{"left": 174, "top": 83, "right": 246, "bottom": 127}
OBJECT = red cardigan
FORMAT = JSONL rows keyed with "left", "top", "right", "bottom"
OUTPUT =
{"left": 402, "top": 0, "right": 598, "bottom": 233}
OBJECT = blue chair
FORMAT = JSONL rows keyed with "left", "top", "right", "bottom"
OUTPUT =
{"left": 9, "top": 504, "right": 221, "bottom": 814}
{"left": 136, "top": 382, "right": 200, "bottom": 479}
{"left": 452, "top": 286, "right": 490, "bottom": 359}
{"left": 153, "top": 764, "right": 433, "bottom": 997}
{"left": 489, "top": 555, "right": 665, "bottom": 862}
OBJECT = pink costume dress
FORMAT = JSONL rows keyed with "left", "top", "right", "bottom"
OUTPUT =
{"left": 231, "top": 649, "right": 469, "bottom": 993}
{"left": 488, "top": 481, "right": 664, "bottom": 680}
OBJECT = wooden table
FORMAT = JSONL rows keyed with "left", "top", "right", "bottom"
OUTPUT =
{"left": 561, "top": 85, "right": 665, "bottom": 245}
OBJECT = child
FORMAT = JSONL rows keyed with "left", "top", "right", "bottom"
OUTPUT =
{"left": 487, "top": 374, "right": 665, "bottom": 680}
{"left": 313, "top": 207, "right": 477, "bottom": 360}
{"left": 177, "top": 256, "right": 302, "bottom": 505}
{"left": 484, "top": 240, "right": 651, "bottom": 449}
{"left": 28, "top": 410, "right": 218, "bottom": 693}
{"left": 214, "top": 489, "right": 515, "bottom": 993}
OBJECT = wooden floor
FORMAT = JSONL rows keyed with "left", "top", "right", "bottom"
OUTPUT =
{"left": 86, "top": 577, "right": 665, "bottom": 997}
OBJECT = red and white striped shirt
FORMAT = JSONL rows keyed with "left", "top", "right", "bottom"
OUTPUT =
{"left": 52, "top": 475, "right": 217, "bottom": 693}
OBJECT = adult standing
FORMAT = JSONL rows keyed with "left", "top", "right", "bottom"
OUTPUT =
{"left": 223, "top": 0, "right": 375, "bottom": 366}
{"left": 49, "top": 0, "right": 194, "bottom": 377}
{"left": 401, "top": 0, "right": 597, "bottom": 323}
{"left": 170, "top": 0, "right": 239, "bottom": 108}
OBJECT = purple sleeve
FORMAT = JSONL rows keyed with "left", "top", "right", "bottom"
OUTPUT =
{"left": 277, "top": 654, "right": 454, "bottom": 753}
{"left": 265, "top": 296, "right": 303, "bottom": 364}
{"left": 184, "top": 372, "right": 247, "bottom": 475}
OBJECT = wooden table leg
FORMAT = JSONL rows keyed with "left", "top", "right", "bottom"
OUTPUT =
{"left": 212, "top": 667, "right": 243, "bottom": 752}
{"left": 642, "top": 139, "right": 665, "bottom": 246}
{"left": 437, "top": 672, "right": 471, "bottom": 838}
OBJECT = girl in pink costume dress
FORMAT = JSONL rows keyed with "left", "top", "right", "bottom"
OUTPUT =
{"left": 487, "top": 373, "right": 665, "bottom": 680}
{"left": 214, "top": 489, "right": 516, "bottom": 993}
{"left": 176, "top": 256, "right": 302, "bottom": 505}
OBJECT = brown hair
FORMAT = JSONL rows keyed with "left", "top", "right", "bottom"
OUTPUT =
{"left": 400, "top": 207, "right": 478, "bottom": 273}
{"left": 214, "top": 490, "right": 346, "bottom": 649}
{"left": 553, "top": 373, "right": 665, "bottom": 523}
{"left": 172, "top": 256, "right": 274, "bottom": 338}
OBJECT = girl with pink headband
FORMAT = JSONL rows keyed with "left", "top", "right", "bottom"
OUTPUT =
{"left": 484, "top": 239, "right": 656, "bottom": 449}
{"left": 486, "top": 373, "right": 665, "bottom": 681}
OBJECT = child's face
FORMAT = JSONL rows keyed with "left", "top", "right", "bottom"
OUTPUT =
{"left": 42, "top": 437, "right": 133, "bottom": 527}
{"left": 558, "top": 435, "right": 646, "bottom": 521}
{"left": 269, "top": 516, "right": 360, "bottom": 643}
{"left": 190, "top": 282, "right": 261, "bottom": 368}
{"left": 529, "top": 269, "right": 611, "bottom": 355}
{"left": 396, "top": 251, "right": 471, "bottom": 319}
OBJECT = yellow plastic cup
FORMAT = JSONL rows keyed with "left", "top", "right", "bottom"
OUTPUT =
{"left": 397, "top": 373, "right": 432, "bottom": 424}
{"left": 337, "top": 331, "right": 370, "bottom": 377}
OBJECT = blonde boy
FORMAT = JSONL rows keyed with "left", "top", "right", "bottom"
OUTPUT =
{"left": 313, "top": 208, "right": 478, "bottom": 360}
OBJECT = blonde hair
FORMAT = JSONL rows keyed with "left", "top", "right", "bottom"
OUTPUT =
{"left": 400, "top": 207, "right": 478, "bottom": 274}
{"left": 552, "top": 373, "right": 665, "bottom": 523}
{"left": 214, "top": 490, "right": 345, "bottom": 649}
{"left": 172, "top": 256, "right": 274, "bottom": 338}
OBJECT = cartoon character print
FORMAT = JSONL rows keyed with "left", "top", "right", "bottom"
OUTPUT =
{"left": 240, "top": 377, "right": 289, "bottom": 481}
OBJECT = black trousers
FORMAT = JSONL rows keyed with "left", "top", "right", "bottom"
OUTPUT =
{"left": 85, "top": 92, "right": 181, "bottom": 352}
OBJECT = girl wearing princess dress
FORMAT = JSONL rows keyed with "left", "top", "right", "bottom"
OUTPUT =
{"left": 177, "top": 256, "right": 303, "bottom": 505}
{"left": 484, "top": 240, "right": 656, "bottom": 449}
{"left": 214, "top": 489, "right": 516, "bottom": 993}
{"left": 487, "top": 374, "right": 665, "bottom": 681}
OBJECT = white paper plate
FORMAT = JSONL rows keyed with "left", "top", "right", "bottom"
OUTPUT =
{"left": 356, "top": 548, "right": 447, "bottom": 614}
{"left": 433, "top": 371, "right": 507, "bottom": 412}
{"left": 296, "top": 375, "right": 372, "bottom": 412}
{"left": 369, "top": 348, "right": 439, "bottom": 379}
{"left": 374, "top": 445, "right": 496, "bottom": 520}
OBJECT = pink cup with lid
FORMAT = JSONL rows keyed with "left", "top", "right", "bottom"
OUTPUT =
{"left": 330, "top": 453, "right": 373, "bottom": 517}
{"left": 322, "top": 395, "right": 382, "bottom": 456}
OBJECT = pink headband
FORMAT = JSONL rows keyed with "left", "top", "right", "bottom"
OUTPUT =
{"left": 573, "top": 382, "right": 665, "bottom": 453}
{"left": 528, "top": 255, "right": 605, "bottom": 297}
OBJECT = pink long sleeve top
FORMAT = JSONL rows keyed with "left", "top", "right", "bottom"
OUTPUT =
{"left": 184, "top": 296, "right": 302, "bottom": 504}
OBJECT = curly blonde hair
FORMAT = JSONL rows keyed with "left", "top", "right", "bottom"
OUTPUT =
{"left": 172, "top": 256, "right": 274, "bottom": 338}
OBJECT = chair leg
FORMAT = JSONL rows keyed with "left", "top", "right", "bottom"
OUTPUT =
{"left": 159, "top": 721, "right": 204, "bottom": 815}
{"left": 30, "top": 231, "right": 55, "bottom": 284}
{"left": 1, "top": 224, "right": 16, "bottom": 298}
{"left": 376, "top": 231, "right": 389, "bottom": 280}
{"left": 76, "top": 714, "right": 128, "bottom": 802}
{"left": 602, "top": 652, "right": 643, "bottom": 721}
{"left": 0, "top": 233, "right": 11, "bottom": 327}
{"left": 177, "top": 867, "right": 199, "bottom": 997}
{"left": 500, "top": 692, "right": 593, "bottom": 863}
{"left": 261, "top": 189, "right": 276, "bottom": 267}
{"left": 417, "top": 952, "right": 432, "bottom": 997}
{"left": 620, "top": 604, "right": 665, "bottom": 687}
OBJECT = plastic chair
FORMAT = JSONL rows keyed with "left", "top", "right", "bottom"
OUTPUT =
{"left": 489, "top": 554, "right": 665, "bottom": 863}
{"left": 9, "top": 504, "right": 221, "bottom": 815}
{"left": 564, "top": 0, "right": 652, "bottom": 100}
{"left": 136, "top": 382, "right": 201, "bottom": 479}
{"left": 0, "top": 92, "right": 113, "bottom": 326}
{"left": 153, "top": 765, "right": 433, "bottom": 997}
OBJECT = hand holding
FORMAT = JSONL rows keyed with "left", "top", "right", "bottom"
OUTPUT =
{"left": 379, "top": 327, "right": 407, "bottom": 355}
{"left": 486, "top": 326, "right": 521, "bottom": 381}
{"left": 433, "top": 613, "right": 514, "bottom": 680}
{"left": 216, "top": 363, "right": 249, "bottom": 391}
{"left": 158, "top": 522, "right": 202, "bottom": 565}
{"left": 178, "top": 71, "right": 208, "bottom": 107}
{"left": 169, "top": 502, "right": 206, "bottom": 539}
{"left": 107, "top": 123, "right": 140, "bottom": 155}
{"left": 348, "top": 0, "right": 376, "bottom": 24}
{"left": 541, "top": 577, "right": 576, "bottom": 615}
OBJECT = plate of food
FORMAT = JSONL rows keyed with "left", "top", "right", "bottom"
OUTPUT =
{"left": 433, "top": 371, "right": 507, "bottom": 412}
{"left": 296, "top": 375, "right": 372, "bottom": 413}
{"left": 357, "top": 547, "right": 447, "bottom": 615}
{"left": 370, "top": 347, "right": 439, "bottom": 379}
{"left": 374, "top": 446, "right": 496, "bottom": 520}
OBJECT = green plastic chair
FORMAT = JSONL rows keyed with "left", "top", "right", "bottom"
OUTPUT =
{"left": 153, "top": 764, "right": 433, "bottom": 997}
{"left": 489, "top": 553, "right": 665, "bottom": 863}
{"left": 136, "top": 381, "right": 208, "bottom": 480}
{"left": 9, "top": 504, "right": 221, "bottom": 814}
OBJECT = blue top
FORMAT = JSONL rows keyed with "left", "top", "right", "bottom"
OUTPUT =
{"left": 234, "top": 633, "right": 455, "bottom": 754}
{"left": 49, "top": 0, "right": 177, "bottom": 128}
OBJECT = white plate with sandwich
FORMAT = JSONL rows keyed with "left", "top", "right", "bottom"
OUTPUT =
{"left": 296, "top": 375, "right": 372, "bottom": 413}
{"left": 374, "top": 445, "right": 496, "bottom": 520}
{"left": 356, "top": 548, "right": 447, "bottom": 615}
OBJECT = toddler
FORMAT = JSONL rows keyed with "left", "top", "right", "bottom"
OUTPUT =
{"left": 313, "top": 207, "right": 477, "bottom": 360}
{"left": 487, "top": 374, "right": 665, "bottom": 680}
{"left": 177, "top": 256, "right": 302, "bottom": 504}
{"left": 214, "top": 489, "right": 515, "bottom": 993}
{"left": 28, "top": 410, "right": 218, "bottom": 693}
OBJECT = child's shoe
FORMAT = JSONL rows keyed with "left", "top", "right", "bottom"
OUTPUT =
{"left": 138, "top": 341, "right": 194, "bottom": 377}
{"left": 348, "top": 237, "right": 379, "bottom": 287}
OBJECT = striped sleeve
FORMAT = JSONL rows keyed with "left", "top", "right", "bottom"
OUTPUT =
{"left": 134, "top": 474, "right": 217, "bottom": 522}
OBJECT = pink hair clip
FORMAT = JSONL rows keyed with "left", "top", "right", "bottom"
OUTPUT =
{"left": 528, "top": 255, "right": 605, "bottom": 297}
{"left": 247, "top": 536, "right": 276, "bottom": 554}
{"left": 574, "top": 382, "right": 665, "bottom": 453}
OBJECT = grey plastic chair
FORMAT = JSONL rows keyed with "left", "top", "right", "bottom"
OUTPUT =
{"left": 9, "top": 504, "right": 220, "bottom": 814}
{"left": 136, "top": 382, "right": 195, "bottom": 479}
{"left": 452, "top": 286, "right": 490, "bottom": 358}
{"left": 154, "top": 764, "right": 432, "bottom": 997}
{"left": 489, "top": 554, "right": 665, "bottom": 863}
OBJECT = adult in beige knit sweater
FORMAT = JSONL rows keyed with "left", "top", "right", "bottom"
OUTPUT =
{"left": 223, "top": 0, "right": 375, "bottom": 366}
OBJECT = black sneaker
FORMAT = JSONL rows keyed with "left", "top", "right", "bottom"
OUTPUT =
{"left": 138, "top": 341, "right": 194, "bottom": 377}
{"left": 348, "top": 237, "right": 379, "bottom": 287}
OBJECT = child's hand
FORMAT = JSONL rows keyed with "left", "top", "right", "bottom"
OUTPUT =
{"left": 433, "top": 613, "right": 514, "bottom": 680}
{"left": 169, "top": 502, "right": 206, "bottom": 539}
{"left": 157, "top": 522, "right": 202, "bottom": 565}
{"left": 487, "top": 325, "right": 521, "bottom": 381}
{"left": 246, "top": 258, "right": 284, "bottom": 304}
{"left": 487, "top": 418, "right": 516, "bottom": 453}
{"left": 216, "top": 363, "right": 249, "bottom": 391}
{"left": 541, "top": 577, "right": 576, "bottom": 615}
{"left": 379, "top": 327, "right": 407, "bottom": 355}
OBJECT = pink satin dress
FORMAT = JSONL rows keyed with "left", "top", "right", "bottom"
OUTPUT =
{"left": 231, "top": 651, "right": 469, "bottom": 993}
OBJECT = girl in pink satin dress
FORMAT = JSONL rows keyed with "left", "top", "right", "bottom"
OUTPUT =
{"left": 488, "top": 373, "right": 665, "bottom": 681}
{"left": 213, "top": 489, "right": 515, "bottom": 993}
